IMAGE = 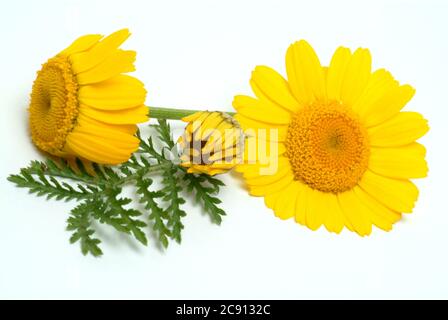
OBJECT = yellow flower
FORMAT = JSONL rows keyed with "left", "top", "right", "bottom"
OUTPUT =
{"left": 178, "top": 111, "right": 244, "bottom": 175}
{"left": 234, "top": 40, "right": 429, "bottom": 236}
{"left": 29, "top": 29, "right": 148, "bottom": 164}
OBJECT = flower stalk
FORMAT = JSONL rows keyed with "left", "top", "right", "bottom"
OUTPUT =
{"left": 148, "top": 106, "right": 235, "bottom": 120}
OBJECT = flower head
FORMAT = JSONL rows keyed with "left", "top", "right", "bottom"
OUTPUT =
{"left": 29, "top": 29, "right": 148, "bottom": 164}
{"left": 178, "top": 111, "right": 244, "bottom": 175}
{"left": 234, "top": 40, "right": 429, "bottom": 235}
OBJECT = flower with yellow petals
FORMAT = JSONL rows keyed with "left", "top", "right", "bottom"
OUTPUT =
{"left": 178, "top": 111, "right": 244, "bottom": 176}
{"left": 29, "top": 29, "right": 148, "bottom": 164}
{"left": 234, "top": 40, "right": 429, "bottom": 236}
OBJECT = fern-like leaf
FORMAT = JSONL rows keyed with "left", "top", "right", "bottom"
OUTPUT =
{"left": 161, "top": 165, "right": 187, "bottom": 243}
{"left": 104, "top": 187, "right": 148, "bottom": 246}
{"left": 136, "top": 177, "right": 171, "bottom": 248}
{"left": 67, "top": 200, "right": 103, "bottom": 257}
{"left": 8, "top": 167, "right": 98, "bottom": 201}
{"left": 8, "top": 119, "right": 229, "bottom": 256}
{"left": 152, "top": 119, "right": 175, "bottom": 149}
{"left": 182, "top": 171, "right": 226, "bottom": 225}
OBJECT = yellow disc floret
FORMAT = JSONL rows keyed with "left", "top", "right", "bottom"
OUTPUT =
{"left": 285, "top": 101, "right": 370, "bottom": 193}
{"left": 29, "top": 55, "right": 79, "bottom": 156}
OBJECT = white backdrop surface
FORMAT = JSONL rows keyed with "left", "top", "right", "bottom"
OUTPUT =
{"left": 0, "top": 0, "right": 447, "bottom": 299}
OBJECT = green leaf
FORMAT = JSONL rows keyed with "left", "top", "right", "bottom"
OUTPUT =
{"left": 136, "top": 177, "right": 171, "bottom": 248}
{"left": 161, "top": 165, "right": 187, "bottom": 243}
{"left": 152, "top": 119, "right": 175, "bottom": 149}
{"left": 105, "top": 187, "right": 148, "bottom": 246}
{"left": 7, "top": 164, "right": 99, "bottom": 202}
{"left": 66, "top": 200, "right": 103, "bottom": 257}
{"left": 182, "top": 170, "right": 226, "bottom": 225}
{"left": 8, "top": 118, "right": 228, "bottom": 256}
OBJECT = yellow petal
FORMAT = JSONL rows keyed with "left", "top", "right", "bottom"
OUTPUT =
{"left": 65, "top": 114, "right": 140, "bottom": 164}
{"left": 304, "top": 188, "right": 326, "bottom": 231}
{"left": 189, "top": 112, "right": 211, "bottom": 133}
{"left": 285, "top": 40, "right": 326, "bottom": 104}
{"left": 78, "top": 75, "right": 146, "bottom": 110}
{"left": 65, "top": 133, "right": 136, "bottom": 164}
{"left": 234, "top": 113, "right": 288, "bottom": 132}
{"left": 79, "top": 104, "right": 148, "bottom": 125}
{"left": 74, "top": 113, "right": 140, "bottom": 147}
{"left": 368, "top": 111, "right": 429, "bottom": 147}
{"left": 369, "top": 143, "right": 428, "bottom": 179}
{"left": 322, "top": 66, "right": 328, "bottom": 83}
{"left": 185, "top": 165, "right": 227, "bottom": 176}
{"left": 202, "top": 118, "right": 241, "bottom": 152}
{"left": 352, "top": 186, "right": 394, "bottom": 232}
{"left": 338, "top": 189, "right": 372, "bottom": 236}
{"left": 235, "top": 114, "right": 288, "bottom": 140}
{"left": 245, "top": 160, "right": 291, "bottom": 185}
{"left": 340, "top": 48, "right": 371, "bottom": 107}
{"left": 353, "top": 69, "right": 396, "bottom": 114}
{"left": 249, "top": 173, "right": 293, "bottom": 196}
{"left": 250, "top": 65, "right": 300, "bottom": 113}
{"left": 358, "top": 170, "right": 419, "bottom": 213}
{"left": 295, "top": 182, "right": 329, "bottom": 230}
{"left": 71, "top": 128, "right": 140, "bottom": 151}
{"left": 327, "top": 46, "right": 352, "bottom": 101}
{"left": 76, "top": 50, "right": 136, "bottom": 85}
{"left": 319, "top": 192, "right": 345, "bottom": 234}
{"left": 264, "top": 190, "right": 281, "bottom": 210}
{"left": 294, "top": 182, "right": 311, "bottom": 226}
{"left": 181, "top": 111, "right": 205, "bottom": 123}
{"left": 76, "top": 113, "right": 137, "bottom": 135}
{"left": 236, "top": 134, "right": 286, "bottom": 168}
{"left": 243, "top": 156, "right": 290, "bottom": 178}
{"left": 353, "top": 186, "right": 401, "bottom": 225}
{"left": 204, "top": 115, "right": 241, "bottom": 142}
{"left": 70, "top": 28, "right": 130, "bottom": 73}
{"left": 70, "top": 130, "right": 140, "bottom": 154}
{"left": 245, "top": 137, "right": 285, "bottom": 166}
{"left": 249, "top": 126, "right": 288, "bottom": 142}
{"left": 233, "top": 95, "right": 291, "bottom": 125}
{"left": 59, "top": 34, "right": 103, "bottom": 56}
{"left": 273, "top": 181, "right": 301, "bottom": 220}
{"left": 362, "top": 84, "right": 415, "bottom": 127}
{"left": 203, "top": 169, "right": 228, "bottom": 176}
{"left": 194, "top": 112, "right": 226, "bottom": 140}
{"left": 202, "top": 163, "right": 237, "bottom": 169}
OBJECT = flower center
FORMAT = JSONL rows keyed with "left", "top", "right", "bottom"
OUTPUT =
{"left": 285, "top": 101, "right": 369, "bottom": 193}
{"left": 29, "top": 55, "right": 79, "bottom": 156}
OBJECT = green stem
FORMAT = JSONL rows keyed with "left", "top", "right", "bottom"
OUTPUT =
{"left": 34, "top": 162, "right": 172, "bottom": 187}
{"left": 119, "top": 162, "right": 172, "bottom": 185}
{"left": 148, "top": 106, "right": 235, "bottom": 120}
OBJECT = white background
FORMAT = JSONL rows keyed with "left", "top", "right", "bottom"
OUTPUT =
{"left": 0, "top": 0, "right": 447, "bottom": 299}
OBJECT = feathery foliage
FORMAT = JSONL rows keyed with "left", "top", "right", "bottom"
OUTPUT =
{"left": 8, "top": 120, "right": 227, "bottom": 257}
{"left": 183, "top": 172, "right": 226, "bottom": 224}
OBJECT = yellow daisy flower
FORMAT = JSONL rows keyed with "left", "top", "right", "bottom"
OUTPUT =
{"left": 29, "top": 29, "right": 148, "bottom": 164}
{"left": 178, "top": 111, "right": 244, "bottom": 175}
{"left": 234, "top": 40, "right": 429, "bottom": 236}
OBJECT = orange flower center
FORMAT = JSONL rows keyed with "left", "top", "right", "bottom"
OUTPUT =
{"left": 285, "top": 101, "right": 370, "bottom": 193}
{"left": 29, "top": 55, "right": 79, "bottom": 156}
